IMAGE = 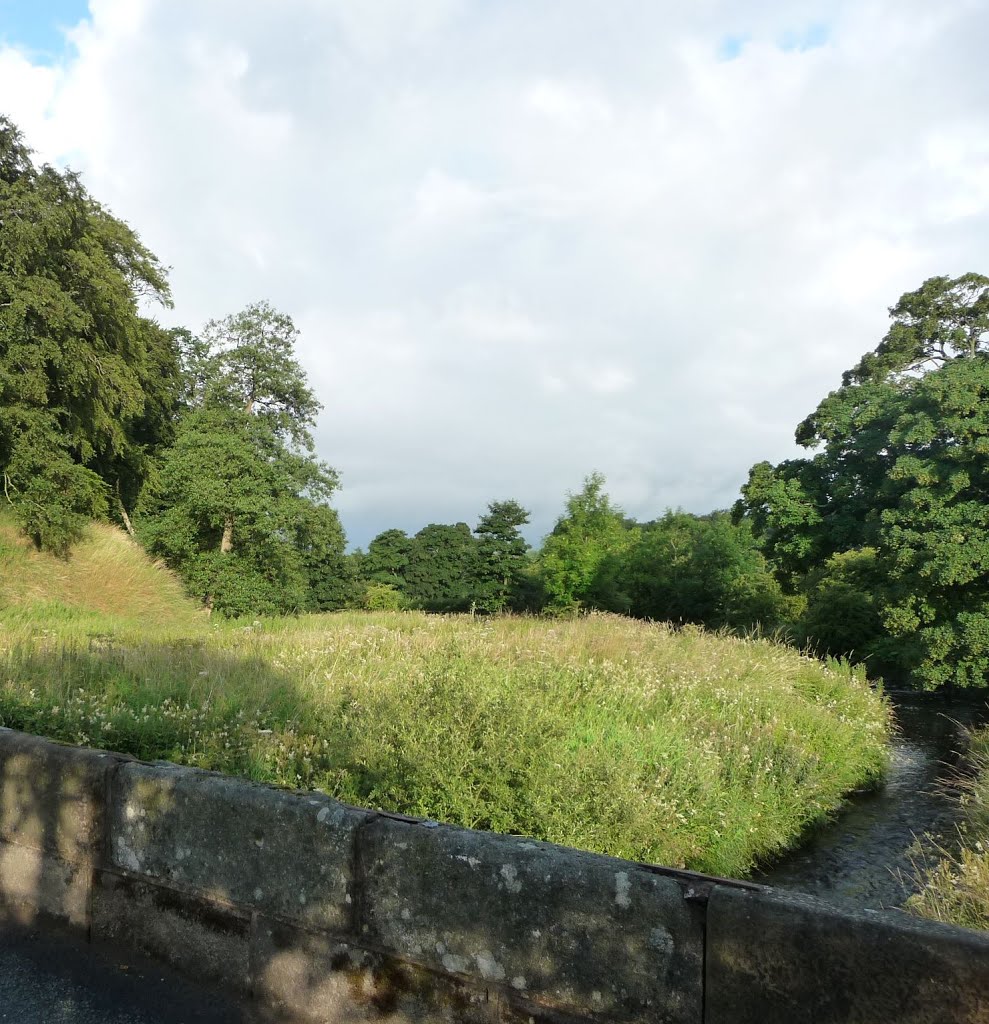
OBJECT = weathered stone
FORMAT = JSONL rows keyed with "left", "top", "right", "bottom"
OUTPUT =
{"left": 93, "top": 869, "right": 251, "bottom": 992}
{"left": 108, "top": 762, "right": 369, "bottom": 932}
{"left": 0, "top": 728, "right": 113, "bottom": 864}
{"left": 0, "top": 839, "right": 90, "bottom": 927}
{"left": 253, "top": 918, "right": 500, "bottom": 1024}
{"left": 359, "top": 819, "right": 704, "bottom": 1023}
{"left": 706, "top": 883, "right": 989, "bottom": 1024}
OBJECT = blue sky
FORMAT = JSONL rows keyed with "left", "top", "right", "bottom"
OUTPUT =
{"left": 719, "top": 22, "right": 830, "bottom": 61}
{"left": 0, "top": 0, "right": 87, "bottom": 60}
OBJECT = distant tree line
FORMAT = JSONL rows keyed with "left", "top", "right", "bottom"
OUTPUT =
{"left": 3, "top": 113, "right": 988, "bottom": 690}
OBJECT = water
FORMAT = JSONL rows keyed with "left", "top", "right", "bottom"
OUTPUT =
{"left": 757, "top": 695, "right": 989, "bottom": 913}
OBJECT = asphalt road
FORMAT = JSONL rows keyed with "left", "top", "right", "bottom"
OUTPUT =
{"left": 0, "top": 921, "right": 260, "bottom": 1023}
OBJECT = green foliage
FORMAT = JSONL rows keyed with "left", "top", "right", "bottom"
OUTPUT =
{"left": 137, "top": 303, "right": 344, "bottom": 616}
{"left": 361, "top": 582, "right": 406, "bottom": 610}
{"left": 296, "top": 503, "right": 356, "bottom": 611}
{"left": 796, "top": 549, "right": 892, "bottom": 666}
{"left": 405, "top": 522, "right": 479, "bottom": 611}
{"left": 621, "top": 511, "right": 788, "bottom": 631}
{"left": 0, "top": 116, "right": 179, "bottom": 552}
{"left": 474, "top": 500, "right": 531, "bottom": 612}
{"left": 0, "top": 609, "right": 891, "bottom": 877}
{"left": 738, "top": 274, "right": 989, "bottom": 689}
{"left": 877, "top": 355, "right": 989, "bottom": 688}
{"left": 359, "top": 501, "right": 533, "bottom": 614}
{"left": 539, "top": 473, "right": 637, "bottom": 612}
{"left": 363, "top": 529, "right": 414, "bottom": 592}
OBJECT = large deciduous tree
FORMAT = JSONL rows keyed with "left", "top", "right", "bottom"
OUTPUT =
{"left": 736, "top": 274, "right": 989, "bottom": 689}
{"left": 405, "top": 522, "right": 479, "bottom": 611}
{"left": 539, "top": 473, "right": 636, "bottom": 612}
{"left": 137, "top": 302, "right": 343, "bottom": 615}
{"left": 0, "top": 116, "right": 178, "bottom": 552}
{"left": 620, "top": 511, "right": 787, "bottom": 631}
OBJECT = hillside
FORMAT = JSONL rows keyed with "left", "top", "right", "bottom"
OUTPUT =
{"left": 0, "top": 516, "right": 203, "bottom": 627}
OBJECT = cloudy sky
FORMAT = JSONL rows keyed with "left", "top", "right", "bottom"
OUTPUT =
{"left": 2, "top": 1, "right": 988, "bottom": 547}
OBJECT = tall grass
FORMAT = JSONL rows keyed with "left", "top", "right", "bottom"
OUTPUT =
{"left": 0, "top": 517, "right": 202, "bottom": 626}
{"left": 908, "top": 727, "right": 989, "bottom": 930}
{"left": 0, "top": 604, "right": 891, "bottom": 878}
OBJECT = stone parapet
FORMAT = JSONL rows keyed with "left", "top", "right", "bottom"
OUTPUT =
{"left": 1, "top": 726, "right": 987, "bottom": 1023}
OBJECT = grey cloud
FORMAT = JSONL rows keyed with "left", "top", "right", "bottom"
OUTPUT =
{"left": 2, "top": 0, "right": 987, "bottom": 548}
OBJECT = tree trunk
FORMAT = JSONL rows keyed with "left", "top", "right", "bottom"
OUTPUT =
{"left": 220, "top": 515, "right": 234, "bottom": 554}
{"left": 116, "top": 492, "right": 136, "bottom": 538}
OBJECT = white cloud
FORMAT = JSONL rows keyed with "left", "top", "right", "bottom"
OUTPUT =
{"left": 3, "top": 0, "right": 989, "bottom": 546}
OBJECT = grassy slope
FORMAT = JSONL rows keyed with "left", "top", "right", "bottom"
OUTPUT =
{"left": 0, "top": 516, "right": 203, "bottom": 627}
{"left": 908, "top": 727, "right": 989, "bottom": 930}
{"left": 0, "top": 520, "right": 892, "bottom": 878}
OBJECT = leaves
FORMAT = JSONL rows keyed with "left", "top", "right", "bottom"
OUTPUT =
{"left": 136, "top": 304, "right": 343, "bottom": 616}
{"left": 0, "top": 116, "right": 178, "bottom": 550}
{"left": 739, "top": 274, "right": 989, "bottom": 689}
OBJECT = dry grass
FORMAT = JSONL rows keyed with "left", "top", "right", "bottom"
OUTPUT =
{"left": 0, "top": 517, "right": 202, "bottom": 626}
{"left": 908, "top": 727, "right": 989, "bottom": 930}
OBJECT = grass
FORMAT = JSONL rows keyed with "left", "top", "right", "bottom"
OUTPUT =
{"left": 0, "top": 517, "right": 202, "bottom": 627}
{"left": 0, "top": 518, "right": 892, "bottom": 878}
{"left": 907, "top": 726, "right": 989, "bottom": 930}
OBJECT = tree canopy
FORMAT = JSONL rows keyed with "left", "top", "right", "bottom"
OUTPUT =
{"left": 539, "top": 473, "right": 637, "bottom": 612}
{"left": 0, "top": 115, "right": 179, "bottom": 552}
{"left": 737, "top": 273, "right": 989, "bottom": 689}
{"left": 137, "top": 302, "right": 342, "bottom": 616}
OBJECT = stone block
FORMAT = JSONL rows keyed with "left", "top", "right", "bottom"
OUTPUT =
{"left": 253, "top": 918, "right": 500, "bottom": 1024}
{"left": 108, "top": 762, "right": 369, "bottom": 932}
{"left": 358, "top": 819, "right": 704, "bottom": 1023}
{"left": 0, "top": 839, "right": 90, "bottom": 927}
{"left": 705, "top": 883, "right": 989, "bottom": 1024}
{"left": 0, "top": 728, "right": 113, "bottom": 864}
{"left": 92, "top": 869, "right": 251, "bottom": 992}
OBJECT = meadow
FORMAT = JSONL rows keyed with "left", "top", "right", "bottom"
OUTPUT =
{"left": 0, "top": 521, "right": 892, "bottom": 878}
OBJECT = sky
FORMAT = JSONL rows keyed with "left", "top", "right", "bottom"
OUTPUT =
{"left": 2, "top": 1, "right": 988, "bottom": 549}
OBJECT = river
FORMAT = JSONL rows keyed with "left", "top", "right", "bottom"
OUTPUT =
{"left": 756, "top": 694, "right": 989, "bottom": 913}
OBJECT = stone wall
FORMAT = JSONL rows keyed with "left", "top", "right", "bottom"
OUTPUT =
{"left": 1, "top": 725, "right": 988, "bottom": 1023}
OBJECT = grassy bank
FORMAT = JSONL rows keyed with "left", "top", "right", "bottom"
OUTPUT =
{"left": 0, "top": 519, "right": 891, "bottom": 877}
{"left": 0, "top": 517, "right": 202, "bottom": 628}
{"left": 908, "top": 726, "right": 989, "bottom": 930}
{"left": 0, "top": 604, "right": 890, "bottom": 877}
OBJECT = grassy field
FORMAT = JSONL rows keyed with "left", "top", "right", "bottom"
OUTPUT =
{"left": 0, "top": 519, "right": 892, "bottom": 878}
{"left": 908, "top": 726, "right": 989, "bottom": 930}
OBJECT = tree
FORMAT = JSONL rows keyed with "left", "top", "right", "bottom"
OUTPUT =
{"left": 737, "top": 274, "right": 989, "bottom": 689}
{"left": 363, "top": 529, "right": 414, "bottom": 593}
{"left": 137, "top": 302, "right": 342, "bottom": 615}
{"left": 294, "top": 500, "right": 355, "bottom": 611}
{"left": 405, "top": 522, "right": 479, "bottom": 611}
{"left": 538, "top": 473, "right": 637, "bottom": 612}
{"left": 474, "top": 500, "right": 531, "bottom": 612}
{"left": 621, "top": 511, "right": 787, "bottom": 631}
{"left": 796, "top": 548, "right": 889, "bottom": 666}
{"left": 0, "top": 116, "right": 178, "bottom": 552}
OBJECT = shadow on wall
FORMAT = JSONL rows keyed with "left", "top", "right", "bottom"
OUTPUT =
{"left": 6, "top": 649, "right": 989, "bottom": 1024}
{"left": 0, "top": 687, "right": 709, "bottom": 1024}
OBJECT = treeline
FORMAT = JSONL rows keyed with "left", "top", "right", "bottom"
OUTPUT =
{"left": 347, "top": 477, "right": 791, "bottom": 633}
{"left": 3, "top": 114, "right": 988, "bottom": 691}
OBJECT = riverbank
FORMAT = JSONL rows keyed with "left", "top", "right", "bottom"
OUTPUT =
{"left": 757, "top": 696, "right": 988, "bottom": 912}
{"left": 908, "top": 724, "right": 989, "bottom": 930}
{"left": 0, "top": 607, "right": 891, "bottom": 878}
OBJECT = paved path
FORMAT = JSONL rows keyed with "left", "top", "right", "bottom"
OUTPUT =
{"left": 0, "top": 921, "right": 260, "bottom": 1023}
